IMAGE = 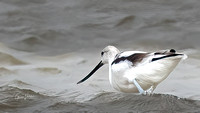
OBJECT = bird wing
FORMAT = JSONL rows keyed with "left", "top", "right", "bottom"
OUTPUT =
{"left": 151, "top": 49, "right": 184, "bottom": 62}
{"left": 112, "top": 49, "right": 184, "bottom": 67}
{"left": 112, "top": 51, "right": 149, "bottom": 66}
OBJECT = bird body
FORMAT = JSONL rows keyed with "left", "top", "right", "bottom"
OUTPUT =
{"left": 78, "top": 46, "right": 187, "bottom": 94}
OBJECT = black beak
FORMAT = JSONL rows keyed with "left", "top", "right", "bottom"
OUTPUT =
{"left": 77, "top": 61, "right": 104, "bottom": 84}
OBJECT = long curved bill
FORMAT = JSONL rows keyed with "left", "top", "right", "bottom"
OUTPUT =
{"left": 77, "top": 61, "right": 104, "bottom": 84}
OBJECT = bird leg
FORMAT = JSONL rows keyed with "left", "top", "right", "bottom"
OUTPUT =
{"left": 144, "top": 85, "right": 154, "bottom": 95}
{"left": 133, "top": 78, "right": 145, "bottom": 94}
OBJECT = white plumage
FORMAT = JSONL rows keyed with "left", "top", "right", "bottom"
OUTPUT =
{"left": 78, "top": 46, "right": 187, "bottom": 94}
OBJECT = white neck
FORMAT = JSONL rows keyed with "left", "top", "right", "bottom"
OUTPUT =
{"left": 108, "top": 58, "right": 115, "bottom": 87}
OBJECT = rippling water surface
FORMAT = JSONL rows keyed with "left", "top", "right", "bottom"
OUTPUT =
{"left": 1, "top": 0, "right": 200, "bottom": 112}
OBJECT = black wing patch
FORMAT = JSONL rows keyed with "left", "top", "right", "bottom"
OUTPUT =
{"left": 112, "top": 53, "right": 148, "bottom": 66}
{"left": 152, "top": 54, "right": 183, "bottom": 62}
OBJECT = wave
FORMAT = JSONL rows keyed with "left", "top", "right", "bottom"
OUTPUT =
{"left": 0, "top": 51, "right": 27, "bottom": 66}
{"left": 40, "top": 92, "right": 200, "bottom": 113}
{"left": 88, "top": 92, "right": 200, "bottom": 112}
{"left": 33, "top": 67, "right": 62, "bottom": 75}
{"left": 1, "top": 86, "right": 200, "bottom": 113}
{"left": 0, "top": 67, "right": 16, "bottom": 76}
{"left": 115, "top": 15, "right": 135, "bottom": 28}
{"left": 0, "top": 0, "right": 47, "bottom": 6}
{"left": 0, "top": 85, "right": 50, "bottom": 112}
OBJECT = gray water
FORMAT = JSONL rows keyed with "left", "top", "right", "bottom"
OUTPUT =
{"left": 1, "top": 0, "right": 200, "bottom": 113}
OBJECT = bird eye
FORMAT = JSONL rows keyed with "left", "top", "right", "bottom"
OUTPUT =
{"left": 101, "top": 52, "right": 104, "bottom": 56}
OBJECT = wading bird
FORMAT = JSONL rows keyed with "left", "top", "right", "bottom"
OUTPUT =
{"left": 77, "top": 46, "right": 187, "bottom": 94}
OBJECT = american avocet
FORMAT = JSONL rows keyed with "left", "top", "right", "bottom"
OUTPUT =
{"left": 77, "top": 46, "right": 187, "bottom": 94}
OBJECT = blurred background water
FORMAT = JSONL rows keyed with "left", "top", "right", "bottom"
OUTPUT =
{"left": 1, "top": 0, "right": 200, "bottom": 112}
